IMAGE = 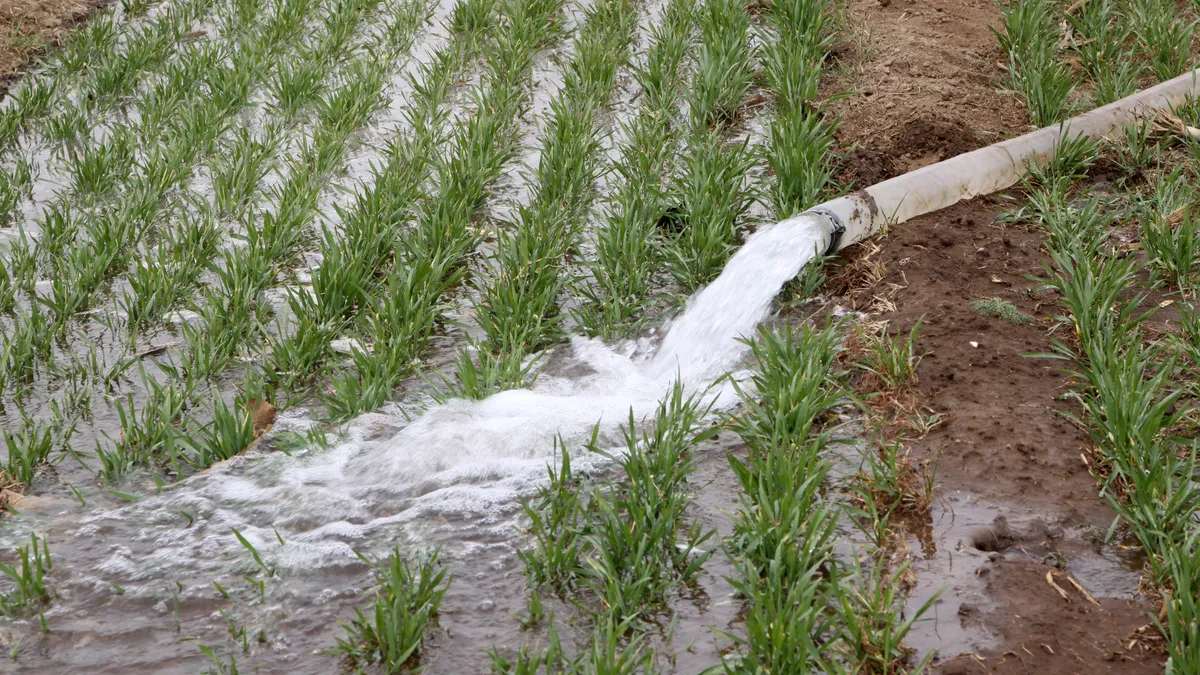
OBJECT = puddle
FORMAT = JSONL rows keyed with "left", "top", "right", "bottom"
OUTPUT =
{"left": 904, "top": 491, "right": 1150, "bottom": 664}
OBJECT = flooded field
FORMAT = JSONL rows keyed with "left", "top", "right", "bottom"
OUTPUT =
{"left": 1, "top": 0, "right": 1199, "bottom": 671}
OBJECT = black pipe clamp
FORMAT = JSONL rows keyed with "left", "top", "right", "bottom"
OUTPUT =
{"left": 806, "top": 207, "right": 846, "bottom": 256}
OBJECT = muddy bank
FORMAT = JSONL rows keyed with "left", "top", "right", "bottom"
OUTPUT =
{"left": 833, "top": 198, "right": 1164, "bottom": 670}
{"left": 0, "top": 0, "right": 109, "bottom": 94}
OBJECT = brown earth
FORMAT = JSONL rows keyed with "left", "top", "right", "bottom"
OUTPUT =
{"left": 821, "top": 0, "right": 1166, "bottom": 671}
{"left": 826, "top": 0, "right": 1029, "bottom": 187}
{"left": 0, "top": 0, "right": 103, "bottom": 94}
{"left": 854, "top": 199, "right": 1164, "bottom": 674}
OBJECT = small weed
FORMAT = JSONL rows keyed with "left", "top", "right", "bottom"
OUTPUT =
{"left": 970, "top": 297, "right": 1032, "bottom": 324}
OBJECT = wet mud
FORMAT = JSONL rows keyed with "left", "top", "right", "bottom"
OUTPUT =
{"left": 814, "top": 0, "right": 1173, "bottom": 668}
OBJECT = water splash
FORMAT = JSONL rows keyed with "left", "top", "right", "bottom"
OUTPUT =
{"left": 63, "top": 214, "right": 830, "bottom": 582}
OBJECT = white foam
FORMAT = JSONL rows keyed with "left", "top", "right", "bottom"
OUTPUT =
{"left": 69, "top": 214, "right": 829, "bottom": 579}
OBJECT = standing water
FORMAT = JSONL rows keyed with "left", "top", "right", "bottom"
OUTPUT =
{"left": 2, "top": 214, "right": 829, "bottom": 672}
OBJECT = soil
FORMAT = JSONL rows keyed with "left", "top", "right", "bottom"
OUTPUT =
{"left": 0, "top": 0, "right": 105, "bottom": 95}
{"left": 826, "top": 0, "right": 1029, "bottom": 187}
{"left": 820, "top": 0, "right": 1168, "bottom": 670}
{"left": 853, "top": 199, "right": 1165, "bottom": 673}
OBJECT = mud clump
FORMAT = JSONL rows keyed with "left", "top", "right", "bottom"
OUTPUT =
{"left": 890, "top": 112, "right": 983, "bottom": 161}
{"left": 836, "top": 113, "right": 982, "bottom": 189}
{"left": 838, "top": 145, "right": 898, "bottom": 188}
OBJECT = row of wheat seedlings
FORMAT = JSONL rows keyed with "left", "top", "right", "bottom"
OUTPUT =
{"left": 119, "top": 0, "right": 388, "bottom": 332}
{"left": 760, "top": 0, "right": 838, "bottom": 218}
{"left": 723, "top": 320, "right": 939, "bottom": 673}
{"left": 0, "top": 0, "right": 319, "bottom": 405}
{"left": 494, "top": 382, "right": 716, "bottom": 671}
{"left": 575, "top": 0, "right": 694, "bottom": 338}
{"left": 308, "top": 0, "right": 497, "bottom": 421}
{"left": 255, "top": 0, "right": 496, "bottom": 408}
{"left": 312, "top": 0, "right": 566, "bottom": 418}
{"left": 723, "top": 323, "right": 845, "bottom": 671}
{"left": 1016, "top": 136, "right": 1200, "bottom": 671}
{"left": 1, "top": 0, "right": 261, "bottom": 232}
{"left": 122, "top": 0, "right": 425, "bottom": 334}
{"left": 998, "top": 0, "right": 1197, "bottom": 126}
{"left": 327, "top": 0, "right": 584, "bottom": 667}
{"left": 661, "top": 0, "right": 755, "bottom": 292}
{"left": 452, "top": 0, "right": 641, "bottom": 397}
{"left": 91, "top": 0, "right": 435, "bottom": 480}
{"left": 312, "top": 11, "right": 568, "bottom": 658}
{"left": 0, "top": 0, "right": 363, "bottom": 503}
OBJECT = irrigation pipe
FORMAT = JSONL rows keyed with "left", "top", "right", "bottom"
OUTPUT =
{"left": 796, "top": 68, "right": 1200, "bottom": 251}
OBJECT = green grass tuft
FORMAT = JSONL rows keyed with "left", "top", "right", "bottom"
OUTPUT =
{"left": 969, "top": 297, "right": 1033, "bottom": 324}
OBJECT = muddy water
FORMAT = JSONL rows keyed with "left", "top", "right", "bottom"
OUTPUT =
{"left": 903, "top": 492, "right": 1149, "bottom": 663}
{"left": 1, "top": 215, "right": 829, "bottom": 672}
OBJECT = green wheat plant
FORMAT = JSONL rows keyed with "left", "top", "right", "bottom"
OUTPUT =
{"left": 766, "top": 110, "right": 838, "bottom": 217}
{"left": 831, "top": 556, "right": 941, "bottom": 672}
{"left": 575, "top": 0, "right": 694, "bottom": 337}
{"left": 336, "top": 547, "right": 451, "bottom": 673}
{"left": 0, "top": 534, "right": 53, "bottom": 618}
{"left": 2, "top": 421, "right": 56, "bottom": 486}
{"left": 663, "top": 130, "right": 755, "bottom": 290}
{"left": 855, "top": 319, "right": 924, "bottom": 390}
{"left": 97, "top": 370, "right": 193, "bottom": 481}
{"left": 518, "top": 441, "right": 587, "bottom": 591}
{"left": 189, "top": 392, "right": 262, "bottom": 469}
{"left": 723, "top": 322, "right": 847, "bottom": 671}
{"left": 1129, "top": 0, "right": 1196, "bottom": 82}
{"left": 580, "top": 383, "right": 717, "bottom": 622}
{"left": 1158, "top": 532, "right": 1200, "bottom": 674}
{"left": 213, "top": 125, "right": 284, "bottom": 218}
{"left": 996, "top": 0, "right": 1074, "bottom": 126}
{"left": 690, "top": 0, "right": 754, "bottom": 129}
{"left": 1137, "top": 169, "right": 1199, "bottom": 290}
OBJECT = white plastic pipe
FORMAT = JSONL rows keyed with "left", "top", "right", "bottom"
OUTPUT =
{"left": 801, "top": 68, "right": 1200, "bottom": 250}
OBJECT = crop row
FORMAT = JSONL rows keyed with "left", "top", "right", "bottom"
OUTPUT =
{"left": 458, "top": 0, "right": 641, "bottom": 395}
{"left": 304, "top": 0, "right": 567, "bottom": 419}
{"left": 0, "top": 0, "right": 214, "bottom": 157}
{"left": 2, "top": 0, "right": 328, "bottom": 374}
{"left": 98, "top": 0, "right": 436, "bottom": 479}
{"left": 998, "top": 0, "right": 1197, "bottom": 126}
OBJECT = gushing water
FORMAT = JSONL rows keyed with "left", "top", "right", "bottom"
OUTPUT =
{"left": 19, "top": 214, "right": 829, "bottom": 600}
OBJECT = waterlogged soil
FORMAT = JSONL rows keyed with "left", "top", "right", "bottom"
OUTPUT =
{"left": 813, "top": 0, "right": 1171, "bottom": 668}
{"left": 0, "top": 0, "right": 1176, "bottom": 671}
